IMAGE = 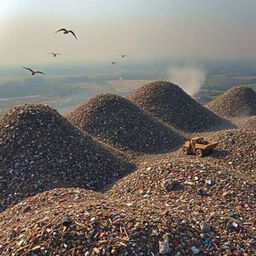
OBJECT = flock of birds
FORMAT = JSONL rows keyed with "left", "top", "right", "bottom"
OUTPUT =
{"left": 23, "top": 28, "right": 127, "bottom": 80}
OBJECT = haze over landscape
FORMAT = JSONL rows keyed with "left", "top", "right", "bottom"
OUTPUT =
{"left": 1, "top": 0, "right": 256, "bottom": 65}
{"left": 0, "top": 0, "right": 256, "bottom": 115}
{"left": 0, "top": 2, "right": 256, "bottom": 254}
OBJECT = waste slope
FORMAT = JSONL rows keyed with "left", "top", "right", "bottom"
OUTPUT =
{"left": 67, "top": 93, "right": 184, "bottom": 153}
{"left": 108, "top": 157, "right": 255, "bottom": 255}
{"left": 0, "top": 104, "right": 134, "bottom": 211}
{"left": 0, "top": 188, "right": 215, "bottom": 256}
{"left": 236, "top": 116, "right": 256, "bottom": 130}
{"left": 128, "top": 81, "right": 235, "bottom": 132}
{"left": 207, "top": 86, "right": 256, "bottom": 118}
{"left": 204, "top": 128, "right": 256, "bottom": 172}
{"left": 0, "top": 160, "right": 255, "bottom": 255}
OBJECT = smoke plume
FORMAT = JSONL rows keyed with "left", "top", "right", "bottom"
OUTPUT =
{"left": 168, "top": 67, "right": 205, "bottom": 96}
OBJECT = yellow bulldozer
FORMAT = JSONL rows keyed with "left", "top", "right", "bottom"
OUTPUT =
{"left": 182, "top": 137, "right": 218, "bottom": 157}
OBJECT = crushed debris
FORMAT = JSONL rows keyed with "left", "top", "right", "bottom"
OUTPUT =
{"left": 128, "top": 81, "right": 235, "bottom": 132}
{"left": 204, "top": 128, "right": 256, "bottom": 172}
{"left": 0, "top": 104, "right": 134, "bottom": 211}
{"left": 0, "top": 84, "right": 255, "bottom": 255}
{"left": 67, "top": 93, "right": 184, "bottom": 154}
{"left": 234, "top": 116, "right": 256, "bottom": 130}
{"left": 207, "top": 86, "right": 256, "bottom": 118}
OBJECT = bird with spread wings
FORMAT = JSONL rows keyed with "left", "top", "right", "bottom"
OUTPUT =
{"left": 23, "top": 67, "right": 45, "bottom": 75}
{"left": 49, "top": 52, "right": 61, "bottom": 58}
{"left": 56, "top": 28, "right": 77, "bottom": 39}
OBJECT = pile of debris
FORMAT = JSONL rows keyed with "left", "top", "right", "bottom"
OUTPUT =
{"left": 204, "top": 128, "right": 256, "bottom": 172}
{"left": 128, "top": 81, "right": 234, "bottom": 133}
{"left": 108, "top": 157, "right": 255, "bottom": 255}
{"left": 234, "top": 116, "right": 256, "bottom": 130}
{"left": 0, "top": 86, "right": 255, "bottom": 255}
{"left": 1, "top": 153, "right": 255, "bottom": 255}
{"left": 207, "top": 86, "right": 256, "bottom": 118}
{"left": 0, "top": 188, "right": 224, "bottom": 256}
{"left": 67, "top": 93, "right": 184, "bottom": 153}
{"left": 0, "top": 104, "right": 134, "bottom": 211}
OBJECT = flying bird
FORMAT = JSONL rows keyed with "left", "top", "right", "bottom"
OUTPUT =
{"left": 56, "top": 28, "right": 77, "bottom": 39}
{"left": 23, "top": 67, "right": 45, "bottom": 76}
{"left": 111, "top": 61, "right": 118, "bottom": 65}
{"left": 49, "top": 52, "right": 61, "bottom": 58}
{"left": 120, "top": 54, "right": 127, "bottom": 58}
{"left": 114, "top": 72, "right": 124, "bottom": 80}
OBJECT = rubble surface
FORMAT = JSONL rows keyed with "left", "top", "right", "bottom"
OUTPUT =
{"left": 128, "top": 81, "right": 234, "bottom": 133}
{"left": 0, "top": 104, "right": 134, "bottom": 211}
{"left": 2, "top": 186, "right": 254, "bottom": 256}
{"left": 207, "top": 86, "right": 256, "bottom": 118}
{"left": 67, "top": 93, "right": 184, "bottom": 153}
{"left": 203, "top": 128, "right": 256, "bottom": 172}
{"left": 0, "top": 85, "right": 255, "bottom": 256}
{"left": 233, "top": 116, "right": 256, "bottom": 130}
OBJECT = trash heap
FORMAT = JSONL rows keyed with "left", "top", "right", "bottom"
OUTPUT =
{"left": 0, "top": 86, "right": 255, "bottom": 256}
{"left": 242, "top": 115, "right": 256, "bottom": 131}
{"left": 128, "top": 81, "right": 234, "bottom": 133}
{"left": 0, "top": 188, "right": 218, "bottom": 256}
{"left": 235, "top": 116, "right": 256, "bottom": 130}
{"left": 67, "top": 93, "right": 184, "bottom": 153}
{"left": 0, "top": 153, "right": 254, "bottom": 255}
{"left": 0, "top": 104, "right": 134, "bottom": 211}
{"left": 108, "top": 157, "right": 255, "bottom": 256}
{"left": 207, "top": 86, "right": 256, "bottom": 118}
{"left": 204, "top": 128, "right": 256, "bottom": 172}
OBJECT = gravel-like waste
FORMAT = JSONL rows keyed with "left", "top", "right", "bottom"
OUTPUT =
{"left": 128, "top": 81, "right": 234, "bottom": 133}
{"left": 0, "top": 104, "right": 134, "bottom": 211}
{"left": 67, "top": 93, "right": 184, "bottom": 154}
{"left": 203, "top": 128, "right": 256, "bottom": 172}
{"left": 207, "top": 86, "right": 256, "bottom": 118}
{"left": 1, "top": 153, "right": 254, "bottom": 256}
{"left": 108, "top": 158, "right": 255, "bottom": 255}
{"left": 0, "top": 188, "right": 227, "bottom": 256}
{"left": 234, "top": 116, "right": 256, "bottom": 130}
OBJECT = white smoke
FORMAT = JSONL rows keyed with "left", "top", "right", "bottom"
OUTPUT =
{"left": 168, "top": 67, "right": 205, "bottom": 96}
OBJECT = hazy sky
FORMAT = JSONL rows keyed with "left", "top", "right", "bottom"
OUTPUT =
{"left": 1, "top": 0, "right": 256, "bottom": 66}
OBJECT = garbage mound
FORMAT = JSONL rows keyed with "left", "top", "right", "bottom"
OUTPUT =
{"left": 0, "top": 188, "right": 217, "bottom": 256}
{"left": 1, "top": 156, "right": 254, "bottom": 256}
{"left": 128, "top": 81, "right": 233, "bottom": 132}
{"left": 236, "top": 116, "right": 256, "bottom": 130}
{"left": 108, "top": 158, "right": 255, "bottom": 255}
{"left": 128, "top": 81, "right": 235, "bottom": 132}
{"left": 204, "top": 128, "right": 256, "bottom": 172}
{"left": 67, "top": 93, "right": 184, "bottom": 153}
{"left": 207, "top": 86, "right": 256, "bottom": 118}
{"left": 0, "top": 104, "right": 134, "bottom": 211}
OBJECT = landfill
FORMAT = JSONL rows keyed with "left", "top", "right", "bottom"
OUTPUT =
{"left": 128, "top": 81, "right": 235, "bottom": 132}
{"left": 67, "top": 93, "right": 184, "bottom": 154}
{"left": 0, "top": 83, "right": 255, "bottom": 255}
{"left": 207, "top": 86, "right": 256, "bottom": 118}
{"left": 0, "top": 104, "right": 134, "bottom": 211}
{"left": 233, "top": 116, "right": 256, "bottom": 130}
{"left": 203, "top": 128, "right": 256, "bottom": 172}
